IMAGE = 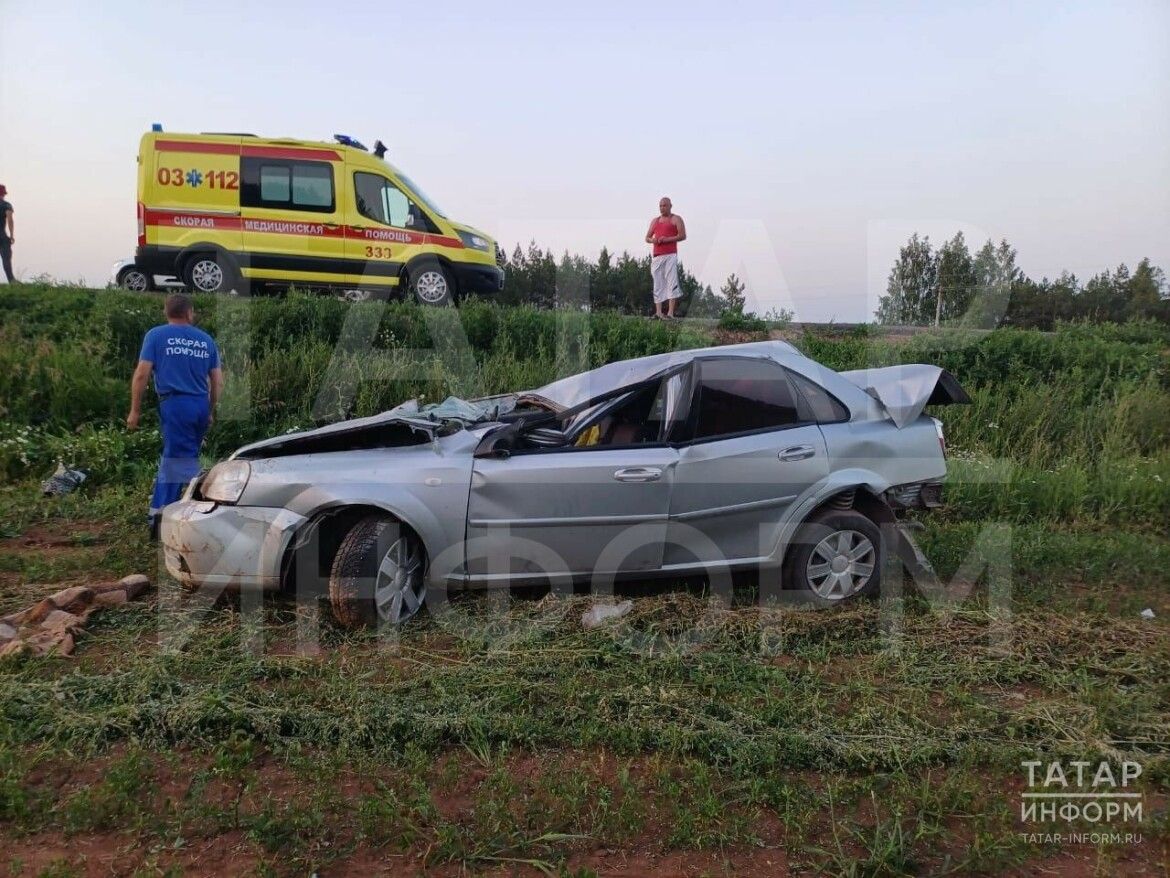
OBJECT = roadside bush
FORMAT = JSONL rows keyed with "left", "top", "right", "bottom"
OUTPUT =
{"left": 0, "top": 422, "right": 162, "bottom": 485}
{"left": 717, "top": 310, "right": 768, "bottom": 333}
{"left": 0, "top": 332, "right": 125, "bottom": 425}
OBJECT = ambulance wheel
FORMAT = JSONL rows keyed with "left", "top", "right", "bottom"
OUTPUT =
{"left": 407, "top": 260, "right": 454, "bottom": 307}
{"left": 183, "top": 253, "right": 237, "bottom": 295}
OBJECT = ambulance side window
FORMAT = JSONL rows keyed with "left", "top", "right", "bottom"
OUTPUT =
{"left": 242, "top": 159, "right": 335, "bottom": 213}
{"left": 259, "top": 167, "right": 290, "bottom": 202}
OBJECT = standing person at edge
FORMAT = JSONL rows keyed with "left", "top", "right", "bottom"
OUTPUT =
{"left": 0, "top": 185, "right": 15, "bottom": 283}
{"left": 645, "top": 196, "right": 686, "bottom": 319}
{"left": 127, "top": 294, "right": 223, "bottom": 538}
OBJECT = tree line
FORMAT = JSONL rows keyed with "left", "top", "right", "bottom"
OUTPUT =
{"left": 498, "top": 243, "right": 733, "bottom": 318}
{"left": 494, "top": 237, "right": 1168, "bottom": 328}
{"left": 875, "top": 232, "right": 1168, "bottom": 328}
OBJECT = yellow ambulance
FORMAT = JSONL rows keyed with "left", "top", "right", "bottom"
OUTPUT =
{"left": 135, "top": 128, "right": 504, "bottom": 305}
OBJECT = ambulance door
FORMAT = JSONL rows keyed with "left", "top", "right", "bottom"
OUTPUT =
{"left": 146, "top": 137, "right": 243, "bottom": 269}
{"left": 239, "top": 155, "right": 347, "bottom": 288}
{"left": 344, "top": 169, "right": 429, "bottom": 293}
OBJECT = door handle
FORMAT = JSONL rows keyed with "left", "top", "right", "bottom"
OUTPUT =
{"left": 778, "top": 445, "right": 815, "bottom": 462}
{"left": 613, "top": 467, "right": 663, "bottom": 482}
{"left": 323, "top": 222, "right": 340, "bottom": 229}
{"left": 351, "top": 224, "right": 367, "bottom": 231}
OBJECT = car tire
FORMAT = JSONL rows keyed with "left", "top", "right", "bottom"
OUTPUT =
{"left": 329, "top": 514, "right": 427, "bottom": 628}
{"left": 117, "top": 266, "right": 154, "bottom": 292}
{"left": 406, "top": 260, "right": 455, "bottom": 307}
{"left": 783, "top": 509, "right": 883, "bottom": 603}
{"left": 182, "top": 252, "right": 238, "bottom": 295}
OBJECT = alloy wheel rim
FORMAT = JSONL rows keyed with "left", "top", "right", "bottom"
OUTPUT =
{"left": 123, "top": 271, "right": 149, "bottom": 292}
{"left": 806, "top": 529, "right": 875, "bottom": 600}
{"left": 374, "top": 536, "right": 426, "bottom": 624}
{"left": 191, "top": 260, "right": 223, "bottom": 292}
{"left": 415, "top": 270, "right": 448, "bottom": 303}
{"left": 341, "top": 288, "right": 372, "bottom": 303}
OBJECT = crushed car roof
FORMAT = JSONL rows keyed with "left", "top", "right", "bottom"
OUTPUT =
{"left": 532, "top": 340, "right": 806, "bottom": 409}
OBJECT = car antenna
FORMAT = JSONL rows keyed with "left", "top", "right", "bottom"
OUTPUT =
{"left": 373, "top": 140, "right": 388, "bottom": 159}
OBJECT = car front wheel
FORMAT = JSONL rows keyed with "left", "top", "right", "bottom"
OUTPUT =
{"left": 329, "top": 515, "right": 427, "bottom": 628}
{"left": 783, "top": 509, "right": 883, "bottom": 603}
{"left": 118, "top": 267, "right": 153, "bottom": 292}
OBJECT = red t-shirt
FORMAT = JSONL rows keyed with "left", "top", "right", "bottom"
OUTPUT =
{"left": 651, "top": 216, "right": 678, "bottom": 256}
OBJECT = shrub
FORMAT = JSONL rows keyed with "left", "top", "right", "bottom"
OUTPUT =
{"left": 717, "top": 310, "right": 767, "bottom": 333}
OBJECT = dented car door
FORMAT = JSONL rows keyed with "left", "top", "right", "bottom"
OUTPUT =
{"left": 465, "top": 446, "right": 678, "bottom": 580}
{"left": 664, "top": 357, "right": 830, "bottom": 566}
{"left": 465, "top": 378, "right": 685, "bottom": 581}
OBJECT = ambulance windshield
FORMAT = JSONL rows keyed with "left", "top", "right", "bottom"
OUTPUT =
{"left": 385, "top": 164, "right": 446, "bottom": 219}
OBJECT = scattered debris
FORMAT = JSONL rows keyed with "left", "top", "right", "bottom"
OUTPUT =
{"left": 581, "top": 600, "right": 633, "bottom": 630}
{"left": 1140, "top": 608, "right": 1156, "bottom": 620}
{"left": 0, "top": 574, "right": 151, "bottom": 657}
{"left": 40, "top": 462, "right": 88, "bottom": 496}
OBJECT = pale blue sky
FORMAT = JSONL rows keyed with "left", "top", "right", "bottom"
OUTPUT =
{"left": 1, "top": 0, "right": 1167, "bottom": 319}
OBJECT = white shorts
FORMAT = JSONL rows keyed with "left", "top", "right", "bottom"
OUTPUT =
{"left": 651, "top": 253, "right": 681, "bottom": 303}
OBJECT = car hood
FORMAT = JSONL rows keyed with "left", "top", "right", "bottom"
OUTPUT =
{"left": 231, "top": 395, "right": 516, "bottom": 460}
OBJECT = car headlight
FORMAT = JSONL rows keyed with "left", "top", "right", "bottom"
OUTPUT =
{"left": 457, "top": 230, "right": 491, "bottom": 251}
{"left": 201, "top": 461, "right": 251, "bottom": 504}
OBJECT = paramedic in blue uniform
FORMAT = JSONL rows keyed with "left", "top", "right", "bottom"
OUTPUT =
{"left": 127, "top": 293, "right": 223, "bottom": 536}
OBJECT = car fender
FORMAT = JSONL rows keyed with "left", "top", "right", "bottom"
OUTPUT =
{"left": 766, "top": 468, "right": 893, "bottom": 565}
{"left": 282, "top": 485, "right": 463, "bottom": 586}
{"left": 401, "top": 252, "right": 457, "bottom": 286}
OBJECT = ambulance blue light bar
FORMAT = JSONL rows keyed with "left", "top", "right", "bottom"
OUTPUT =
{"left": 333, "top": 134, "right": 367, "bottom": 151}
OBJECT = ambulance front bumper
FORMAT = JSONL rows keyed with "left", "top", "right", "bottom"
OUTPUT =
{"left": 453, "top": 263, "right": 505, "bottom": 295}
{"left": 161, "top": 500, "right": 306, "bottom": 591}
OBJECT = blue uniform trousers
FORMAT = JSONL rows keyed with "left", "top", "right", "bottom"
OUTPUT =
{"left": 149, "top": 394, "right": 210, "bottom": 517}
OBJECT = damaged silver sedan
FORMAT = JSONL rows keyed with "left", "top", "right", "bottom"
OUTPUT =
{"left": 161, "top": 341, "right": 970, "bottom": 627}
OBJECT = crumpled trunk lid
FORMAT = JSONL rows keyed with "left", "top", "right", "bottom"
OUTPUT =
{"left": 839, "top": 365, "right": 971, "bottom": 428}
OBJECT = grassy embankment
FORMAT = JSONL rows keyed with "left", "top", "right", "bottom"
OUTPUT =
{"left": 0, "top": 283, "right": 1167, "bottom": 876}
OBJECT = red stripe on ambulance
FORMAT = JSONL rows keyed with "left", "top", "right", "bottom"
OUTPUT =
{"left": 145, "top": 209, "right": 242, "bottom": 230}
{"left": 155, "top": 140, "right": 341, "bottom": 161}
{"left": 145, "top": 210, "right": 464, "bottom": 248}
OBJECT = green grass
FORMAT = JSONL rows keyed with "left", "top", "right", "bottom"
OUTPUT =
{"left": 0, "top": 284, "right": 1167, "bottom": 875}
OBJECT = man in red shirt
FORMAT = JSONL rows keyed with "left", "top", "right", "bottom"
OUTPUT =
{"left": 645, "top": 196, "right": 687, "bottom": 319}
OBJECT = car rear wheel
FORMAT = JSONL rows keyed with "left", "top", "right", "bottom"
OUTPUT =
{"left": 783, "top": 509, "right": 883, "bottom": 603}
{"left": 183, "top": 253, "right": 237, "bottom": 295}
{"left": 407, "top": 260, "right": 454, "bottom": 306}
{"left": 329, "top": 514, "right": 427, "bottom": 628}
{"left": 117, "top": 267, "right": 153, "bottom": 292}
